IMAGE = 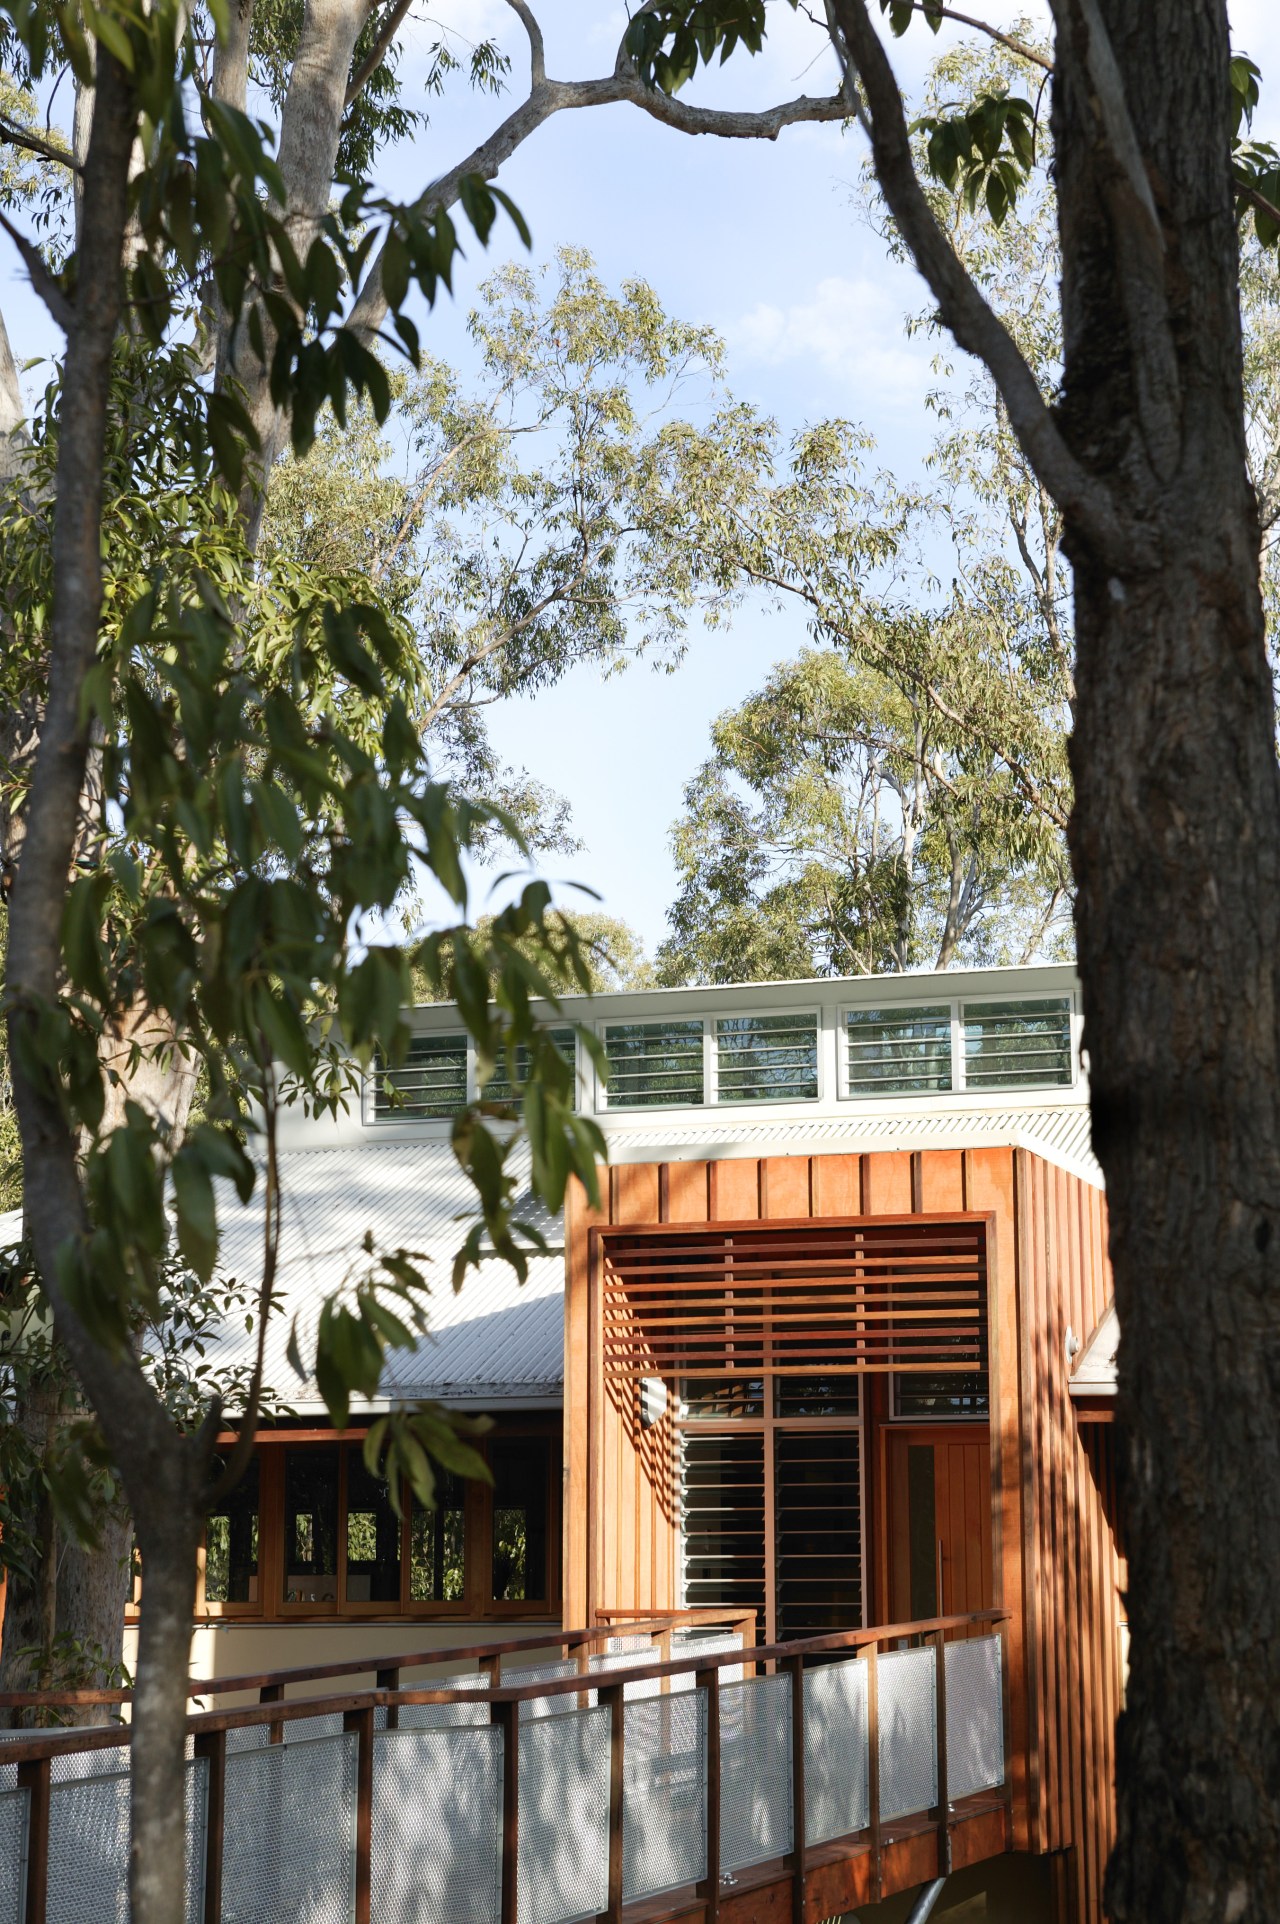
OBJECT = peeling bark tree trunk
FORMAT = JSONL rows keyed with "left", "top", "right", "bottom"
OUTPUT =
{"left": 1052, "top": 8, "right": 1280, "bottom": 1921}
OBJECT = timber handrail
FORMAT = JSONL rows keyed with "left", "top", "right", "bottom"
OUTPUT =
{"left": 0, "top": 1606, "right": 748, "bottom": 1712}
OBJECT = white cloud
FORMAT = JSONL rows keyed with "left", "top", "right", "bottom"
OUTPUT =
{"left": 728, "top": 275, "right": 931, "bottom": 409}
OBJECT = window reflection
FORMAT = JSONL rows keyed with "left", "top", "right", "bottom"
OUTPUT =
{"left": 283, "top": 1445, "right": 339, "bottom": 1603}
{"left": 205, "top": 1456, "right": 260, "bottom": 1605}
{"left": 490, "top": 1438, "right": 549, "bottom": 1602}
{"left": 344, "top": 1445, "right": 401, "bottom": 1604}
{"left": 410, "top": 1473, "right": 467, "bottom": 1603}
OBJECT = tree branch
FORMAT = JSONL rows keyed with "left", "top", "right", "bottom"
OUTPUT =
{"left": 0, "top": 210, "right": 73, "bottom": 332}
{"left": 899, "top": 3, "right": 1052, "bottom": 71}
{"left": 348, "top": 54, "right": 847, "bottom": 343}
{"left": 504, "top": 0, "right": 546, "bottom": 89}
{"left": 345, "top": 0, "right": 416, "bottom": 109}
{"left": 824, "top": 0, "right": 1132, "bottom": 565}
{"left": 0, "top": 115, "right": 79, "bottom": 172}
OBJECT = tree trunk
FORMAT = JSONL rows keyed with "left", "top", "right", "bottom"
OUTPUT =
{"left": 127, "top": 1477, "right": 203, "bottom": 1924}
{"left": 1049, "top": 5, "right": 1280, "bottom": 1919}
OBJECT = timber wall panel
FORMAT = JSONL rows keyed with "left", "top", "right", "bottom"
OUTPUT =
{"left": 564, "top": 1145, "right": 1120, "bottom": 1924}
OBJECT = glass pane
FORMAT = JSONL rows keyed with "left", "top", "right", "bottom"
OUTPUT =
{"left": 490, "top": 1438, "right": 550, "bottom": 1602}
{"left": 344, "top": 1446, "right": 401, "bottom": 1605}
{"left": 373, "top": 1032, "right": 468, "bottom": 1118}
{"left": 716, "top": 1013, "right": 818, "bottom": 1104}
{"left": 482, "top": 1027, "right": 576, "bottom": 1105}
{"left": 846, "top": 1005, "right": 952, "bottom": 1096}
{"left": 775, "top": 1430, "right": 862, "bottom": 1638}
{"left": 907, "top": 1445, "right": 938, "bottom": 1620}
{"left": 963, "top": 997, "right": 1072, "bottom": 1089}
{"left": 896, "top": 1369, "right": 990, "bottom": 1419}
{"left": 409, "top": 1473, "right": 467, "bottom": 1603}
{"left": 205, "top": 1456, "right": 260, "bottom": 1605}
{"left": 283, "top": 1446, "right": 339, "bottom": 1604}
{"left": 682, "top": 1377, "right": 765, "bottom": 1420}
{"left": 603, "top": 1021, "right": 704, "bottom": 1108}
{"left": 775, "top": 1375, "right": 859, "bottom": 1418}
{"left": 681, "top": 1431, "right": 766, "bottom": 1618}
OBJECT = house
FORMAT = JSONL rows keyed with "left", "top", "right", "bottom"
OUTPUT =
{"left": 156, "top": 960, "right": 1121, "bottom": 1924}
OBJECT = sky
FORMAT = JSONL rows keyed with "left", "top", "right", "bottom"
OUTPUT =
{"left": 6, "top": 1, "right": 1280, "bottom": 956}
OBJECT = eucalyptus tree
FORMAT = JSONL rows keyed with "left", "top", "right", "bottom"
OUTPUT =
{"left": 659, "top": 635, "right": 1070, "bottom": 984}
{"left": 629, "top": 3, "right": 1280, "bottom": 1916}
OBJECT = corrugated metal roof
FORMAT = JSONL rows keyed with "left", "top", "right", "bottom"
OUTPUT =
{"left": 207, "top": 1141, "right": 563, "bottom": 1413}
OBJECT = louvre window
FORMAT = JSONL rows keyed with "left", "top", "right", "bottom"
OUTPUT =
{"left": 603, "top": 1019, "right": 704, "bottom": 1107}
{"left": 681, "top": 1431, "right": 767, "bottom": 1618}
{"left": 373, "top": 1032, "right": 468, "bottom": 1118}
{"left": 963, "top": 997, "right": 1072, "bottom": 1090}
{"left": 716, "top": 1012, "right": 818, "bottom": 1104}
{"left": 481, "top": 1026, "right": 576, "bottom": 1105}
{"left": 846, "top": 1004, "right": 952, "bottom": 1096}
{"left": 775, "top": 1429, "right": 862, "bottom": 1638}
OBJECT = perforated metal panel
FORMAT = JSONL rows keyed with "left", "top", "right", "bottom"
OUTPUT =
{"left": 518, "top": 1705, "right": 611, "bottom": 1924}
{"left": 45, "top": 1757, "right": 206, "bottom": 1924}
{"left": 945, "top": 1634, "right": 1005, "bottom": 1797}
{"left": 672, "top": 1631, "right": 744, "bottom": 1688}
{"left": 804, "top": 1657, "right": 869, "bottom": 1844}
{"left": 878, "top": 1648, "right": 937, "bottom": 1821}
{"left": 0, "top": 1787, "right": 28, "bottom": 1924}
{"left": 371, "top": 1726, "right": 502, "bottom": 1924}
{"left": 283, "top": 1712, "right": 345, "bottom": 1742}
{"left": 622, "top": 1690, "right": 707, "bottom": 1904}
{"left": 221, "top": 1733, "right": 355, "bottom": 1924}
{"left": 397, "top": 1699, "right": 491, "bottom": 1728}
{"left": 719, "top": 1674, "right": 793, "bottom": 1873}
{"left": 507, "top": 1658, "right": 589, "bottom": 1719}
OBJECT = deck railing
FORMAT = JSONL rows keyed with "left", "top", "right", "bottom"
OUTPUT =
{"left": 0, "top": 1608, "right": 1011, "bottom": 1924}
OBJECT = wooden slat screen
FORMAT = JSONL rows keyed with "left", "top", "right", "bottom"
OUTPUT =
{"left": 599, "top": 1216, "right": 988, "bottom": 1384}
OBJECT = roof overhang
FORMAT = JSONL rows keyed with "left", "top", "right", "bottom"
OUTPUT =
{"left": 1070, "top": 1300, "right": 1118, "bottom": 1416}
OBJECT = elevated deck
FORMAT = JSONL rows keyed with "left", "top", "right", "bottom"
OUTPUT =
{"left": 0, "top": 1610, "right": 1012, "bottom": 1924}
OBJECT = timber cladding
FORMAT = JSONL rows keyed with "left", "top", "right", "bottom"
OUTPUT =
{"left": 562, "top": 1146, "right": 1122, "bottom": 1924}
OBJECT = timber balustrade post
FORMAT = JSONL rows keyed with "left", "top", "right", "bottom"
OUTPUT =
{"left": 576, "top": 1640, "right": 593, "bottom": 1711}
{"left": 654, "top": 1627, "right": 672, "bottom": 1697}
{"left": 494, "top": 1697, "right": 520, "bottom": 1924}
{"left": 931, "top": 1629, "right": 952, "bottom": 1877}
{"left": 696, "top": 1665, "right": 721, "bottom": 1924}
{"left": 999, "top": 1616, "right": 1015, "bottom": 1849}
{"left": 376, "top": 1666, "right": 400, "bottom": 1732}
{"left": 865, "top": 1641, "right": 882, "bottom": 1905}
{"left": 600, "top": 1681, "right": 626, "bottom": 1924}
{"left": 785, "top": 1652, "right": 807, "bottom": 1924}
{"left": 343, "top": 1705, "right": 375, "bottom": 1924}
{"left": 17, "top": 1756, "right": 50, "bottom": 1924}
{"left": 260, "top": 1680, "right": 284, "bottom": 1745}
{"left": 193, "top": 1728, "right": 227, "bottom": 1924}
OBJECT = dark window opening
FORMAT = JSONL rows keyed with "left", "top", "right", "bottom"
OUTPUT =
{"left": 205, "top": 1457, "right": 259, "bottom": 1605}
{"left": 344, "top": 1445, "right": 401, "bottom": 1605}
{"left": 283, "top": 1445, "right": 339, "bottom": 1604}
{"left": 410, "top": 1474, "right": 467, "bottom": 1603}
{"left": 490, "top": 1437, "right": 550, "bottom": 1602}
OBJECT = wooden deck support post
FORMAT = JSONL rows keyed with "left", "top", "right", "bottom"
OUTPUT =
{"left": 343, "top": 1704, "right": 375, "bottom": 1924}
{"left": 495, "top": 1697, "right": 520, "bottom": 1924}
{"left": 865, "top": 1641, "right": 882, "bottom": 1906}
{"left": 17, "top": 1756, "right": 50, "bottom": 1924}
{"left": 260, "top": 1680, "right": 284, "bottom": 1746}
{"left": 376, "top": 1666, "right": 400, "bottom": 1732}
{"left": 193, "top": 1727, "right": 227, "bottom": 1924}
{"left": 696, "top": 1665, "right": 722, "bottom": 1923}
{"left": 931, "top": 1629, "right": 952, "bottom": 1877}
{"left": 785, "top": 1653, "right": 807, "bottom": 1924}
{"left": 601, "top": 1682, "right": 626, "bottom": 1923}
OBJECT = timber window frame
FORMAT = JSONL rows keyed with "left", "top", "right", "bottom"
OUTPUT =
{"left": 178, "top": 1422, "right": 562, "bottom": 1624}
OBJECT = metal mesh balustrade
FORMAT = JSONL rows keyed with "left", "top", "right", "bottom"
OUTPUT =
{"left": 878, "top": 1648, "right": 937, "bottom": 1822}
{"left": 45, "top": 1757, "right": 206, "bottom": 1924}
{"left": 945, "top": 1635, "right": 1005, "bottom": 1798}
{"left": 508, "top": 1658, "right": 589, "bottom": 1718}
{"left": 0, "top": 1787, "right": 27, "bottom": 1924}
{"left": 719, "top": 1674, "right": 793, "bottom": 1874}
{"left": 517, "top": 1705, "right": 611, "bottom": 1924}
{"left": 371, "top": 1727, "right": 502, "bottom": 1924}
{"left": 398, "top": 1697, "right": 491, "bottom": 1728}
{"left": 804, "top": 1657, "right": 869, "bottom": 1845}
{"left": 622, "top": 1690, "right": 707, "bottom": 1905}
{"left": 221, "top": 1732, "right": 356, "bottom": 1924}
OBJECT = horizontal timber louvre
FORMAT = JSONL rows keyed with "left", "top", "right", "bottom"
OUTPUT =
{"left": 596, "top": 1214, "right": 989, "bottom": 1387}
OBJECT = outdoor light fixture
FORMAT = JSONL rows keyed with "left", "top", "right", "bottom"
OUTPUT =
{"left": 639, "top": 1376, "right": 668, "bottom": 1430}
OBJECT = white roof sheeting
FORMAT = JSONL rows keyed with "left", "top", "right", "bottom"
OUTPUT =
{"left": 1070, "top": 1301, "right": 1118, "bottom": 1399}
{"left": 208, "top": 1141, "right": 563, "bottom": 1413}
{"left": 603, "top": 1103, "right": 1100, "bottom": 1187}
